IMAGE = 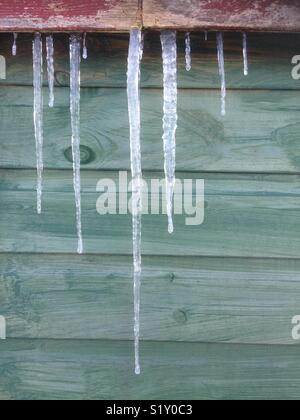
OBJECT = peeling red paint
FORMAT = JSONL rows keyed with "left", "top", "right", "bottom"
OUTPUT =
{"left": 0, "top": 0, "right": 116, "bottom": 19}
{"left": 0, "top": 0, "right": 299, "bottom": 32}
{"left": 0, "top": 0, "right": 139, "bottom": 32}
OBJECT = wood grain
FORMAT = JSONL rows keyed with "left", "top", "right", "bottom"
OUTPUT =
{"left": 1, "top": 170, "right": 300, "bottom": 258}
{"left": 0, "top": 339, "right": 300, "bottom": 400}
{"left": 0, "top": 32, "right": 299, "bottom": 89}
{"left": 0, "top": 26, "right": 299, "bottom": 401}
{"left": 144, "top": 0, "right": 300, "bottom": 32}
{"left": 0, "top": 0, "right": 141, "bottom": 32}
{"left": 0, "top": 254, "right": 299, "bottom": 344}
{"left": 1, "top": 86, "right": 300, "bottom": 173}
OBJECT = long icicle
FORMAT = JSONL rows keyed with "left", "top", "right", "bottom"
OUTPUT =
{"left": 46, "top": 35, "right": 54, "bottom": 108}
{"left": 127, "top": 28, "right": 144, "bottom": 376}
{"left": 70, "top": 34, "right": 83, "bottom": 255}
{"left": 83, "top": 33, "right": 88, "bottom": 60}
{"left": 217, "top": 32, "right": 226, "bottom": 116}
{"left": 46, "top": 35, "right": 55, "bottom": 107}
{"left": 32, "top": 33, "right": 44, "bottom": 214}
{"left": 242, "top": 33, "right": 248, "bottom": 76}
{"left": 160, "top": 31, "right": 178, "bottom": 234}
{"left": 185, "top": 32, "right": 191, "bottom": 71}
{"left": 12, "top": 33, "right": 18, "bottom": 56}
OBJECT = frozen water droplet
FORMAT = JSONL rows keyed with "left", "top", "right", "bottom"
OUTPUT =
{"left": 83, "top": 33, "right": 88, "bottom": 60}
{"left": 161, "top": 31, "right": 178, "bottom": 234}
{"left": 243, "top": 33, "right": 249, "bottom": 76}
{"left": 217, "top": 32, "right": 226, "bottom": 117}
{"left": 12, "top": 33, "right": 18, "bottom": 56}
{"left": 70, "top": 34, "right": 83, "bottom": 254}
{"left": 32, "top": 33, "right": 44, "bottom": 214}
{"left": 185, "top": 32, "right": 191, "bottom": 71}
{"left": 46, "top": 35, "right": 55, "bottom": 107}
{"left": 127, "top": 28, "right": 144, "bottom": 376}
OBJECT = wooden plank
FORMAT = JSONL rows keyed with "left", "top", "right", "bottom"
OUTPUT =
{"left": 144, "top": 0, "right": 300, "bottom": 32}
{"left": 0, "top": 254, "right": 300, "bottom": 344}
{"left": 1, "top": 170, "right": 300, "bottom": 258}
{"left": 0, "top": 0, "right": 299, "bottom": 33}
{"left": 1, "top": 32, "right": 299, "bottom": 89}
{"left": 0, "top": 0, "right": 300, "bottom": 32}
{"left": 0, "top": 0, "right": 141, "bottom": 32}
{"left": 0, "top": 339, "right": 300, "bottom": 400}
{"left": 1, "top": 87, "right": 300, "bottom": 173}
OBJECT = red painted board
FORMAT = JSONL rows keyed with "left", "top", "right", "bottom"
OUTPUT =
{"left": 0, "top": 0, "right": 299, "bottom": 32}
{"left": 144, "top": 0, "right": 300, "bottom": 32}
{"left": 0, "top": 0, "right": 141, "bottom": 32}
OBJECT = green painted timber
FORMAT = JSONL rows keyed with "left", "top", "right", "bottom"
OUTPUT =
{"left": 0, "top": 31, "right": 300, "bottom": 400}
{"left": 0, "top": 339, "right": 300, "bottom": 400}
{"left": 1, "top": 170, "right": 300, "bottom": 257}
{"left": 0, "top": 254, "right": 299, "bottom": 344}
{"left": 1, "top": 87, "right": 300, "bottom": 172}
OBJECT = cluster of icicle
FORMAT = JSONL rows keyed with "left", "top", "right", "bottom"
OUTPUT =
{"left": 185, "top": 31, "right": 249, "bottom": 115}
{"left": 131, "top": 30, "right": 249, "bottom": 374}
{"left": 30, "top": 32, "right": 88, "bottom": 253}
{"left": 12, "top": 30, "right": 249, "bottom": 375}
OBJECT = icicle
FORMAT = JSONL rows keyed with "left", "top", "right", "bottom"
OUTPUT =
{"left": 140, "top": 32, "right": 145, "bottom": 61}
{"left": 185, "top": 32, "right": 191, "bottom": 72}
{"left": 32, "top": 33, "right": 44, "bottom": 214}
{"left": 161, "top": 31, "right": 178, "bottom": 234}
{"left": 82, "top": 33, "right": 88, "bottom": 60}
{"left": 216, "top": 32, "right": 226, "bottom": 117}
{"left": 70, "top": 34, "right": 83, "bottom": 255}
{"left": 46, "top": 35, "right": 55, "bottom": 108}
{"left": 12, "top": 33, "right": 18, "bottom": 56}
{"left": 242, "top": 33, "right": 248, "bottom": 76}
{"left": 127, "top": 28, "right": 144, "bottom": 376}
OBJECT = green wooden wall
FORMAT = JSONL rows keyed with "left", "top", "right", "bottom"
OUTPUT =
{"left": 0, "top": 32, "right": 300, "bottom": 400}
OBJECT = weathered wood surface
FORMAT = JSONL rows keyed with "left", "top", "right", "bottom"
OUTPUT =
{"left": 0, "top": 28, "right": 299, "bottom": 401}
{"left": 0, "top": 339, "right": 300, "bottom": 400}
{"left": 0, "top": 0, "right": 300, "bottom": 32}
{"left": 1, "top": 32, "right": 299, "bottom": 89}
{"left": 0, "top": 254, "right": 299, "bottom": 344}
{"left": 1, "top": 170, "right": 300, "bottom": 257}
{"left": 0, "top": 0, "right": 141, "bottom": 32}
{"left": 144, "top": 0, "right": 300, "bottom": 32}
{"left": 1, "top": 87, "right": 300, "bottom": 173}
